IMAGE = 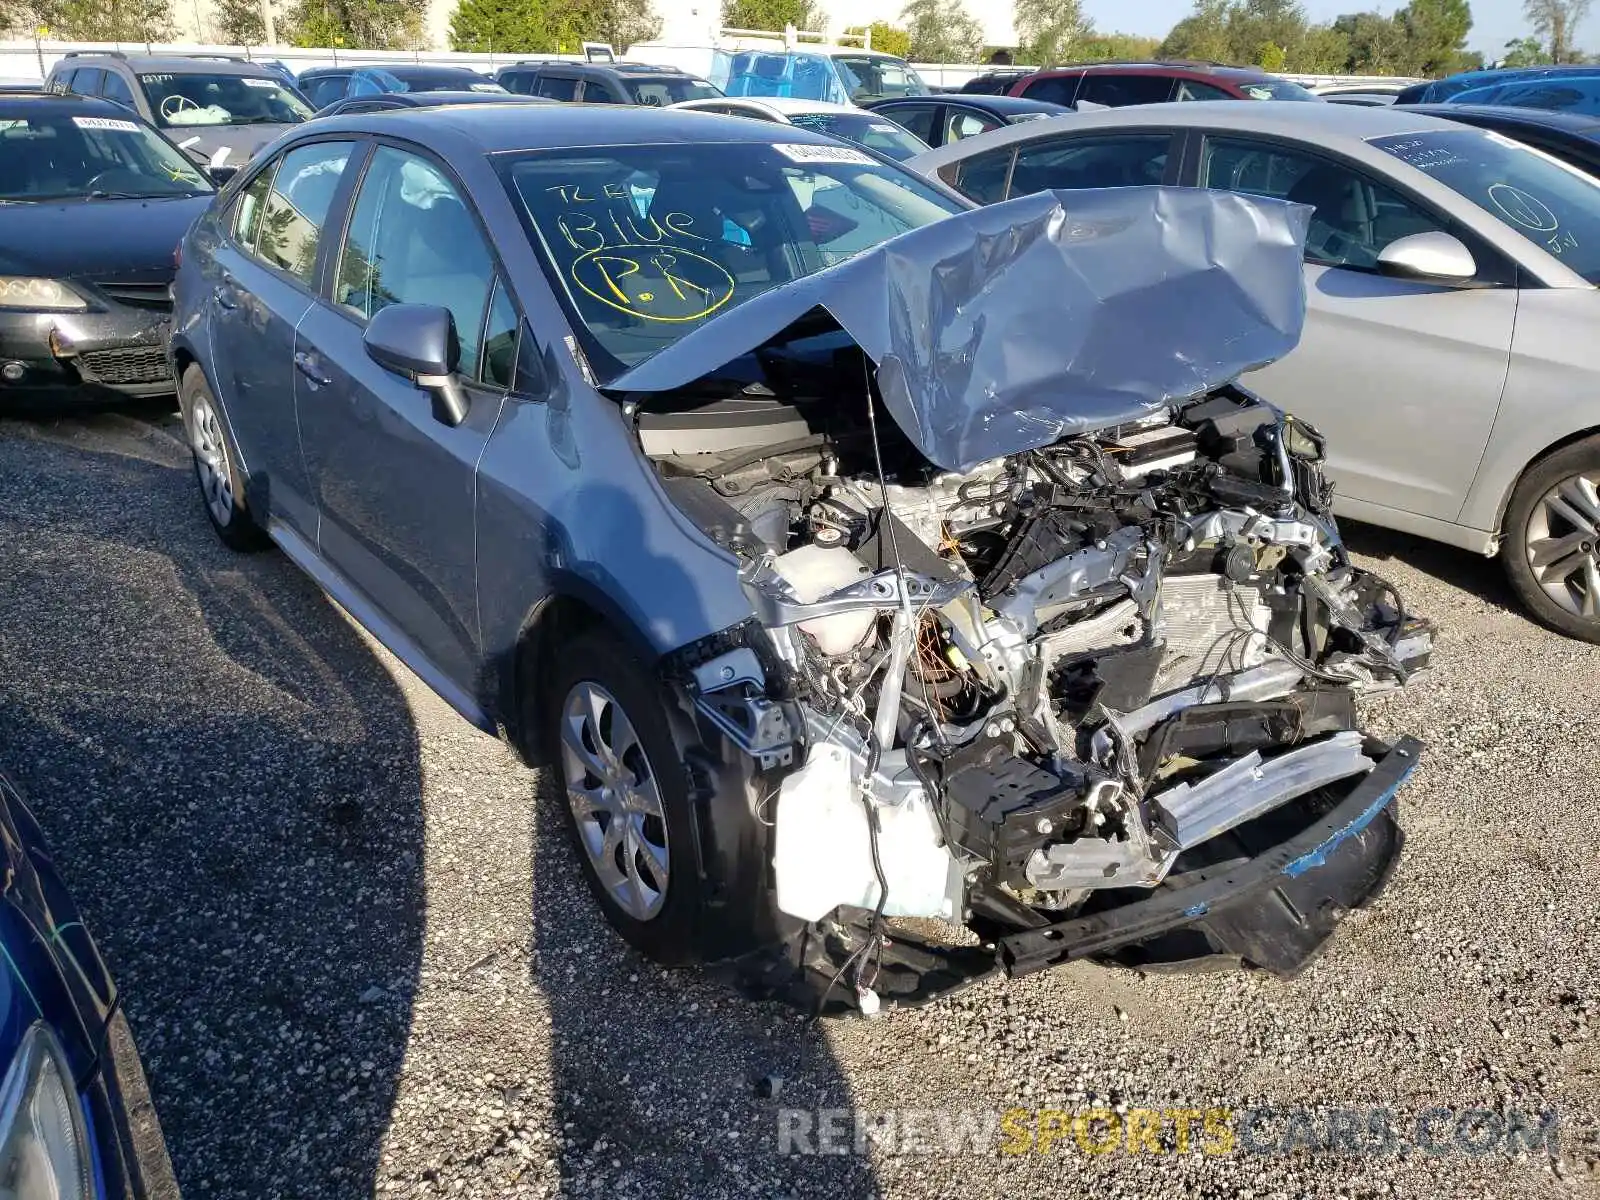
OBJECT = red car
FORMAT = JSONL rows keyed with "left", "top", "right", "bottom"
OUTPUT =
{"left": 1006, "top": 61, "right": 1320, "bottom": 108}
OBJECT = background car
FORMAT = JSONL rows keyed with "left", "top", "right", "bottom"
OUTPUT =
{"left": 1323, "top": 92, "right": 1399, "bottom": 106}
{"left": 1004, "top": 60, "right": 1321, "bottom": 108}
{"left": 907, "top": 101, "right": 1600, "bottom": 641}
{"left": 44, "top": 52, "right": 313, "bottom": 167}
{"left": 0, "top": 89, "right": 214, "bottom": 407}
{"left": 864, "top": 93, "right": 1068, "bottom": 149}
{"left": 1405, "top": 102, "right": 1600, "bottom": 177}
{"left": 1395, "top": 64, "right": 1600, "bottom": 105}
{"left": 0, "top": 766, "right": 178, "bottom": 1198}
{"left": 298, "top": 63, "right": 505, "bottom": 109}
{"left": 314, "top": 90, "right": 554, "bottom": 118}
{"left": 495, "top": 60, "right": 717, "bottom": 105}
{"left": 957, "top": 67, "right": 1035, "bottom": 95}
{"left": 1446, "top": 74, "right": 1600, "bottom": 116}
{"left": 669, "top": 96, "right": 930, "bottom": 160}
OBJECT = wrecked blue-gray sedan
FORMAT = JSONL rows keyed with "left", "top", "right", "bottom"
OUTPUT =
{"left": 169, "top": 107, "right": 1430, "bottom": 1015}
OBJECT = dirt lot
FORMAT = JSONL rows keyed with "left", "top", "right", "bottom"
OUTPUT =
{"left": 0, "top": 404, "right": 1596, "bottom": 1199}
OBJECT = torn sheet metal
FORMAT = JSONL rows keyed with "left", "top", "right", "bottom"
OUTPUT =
{"left": 606, "top": 186, "right": 1311, "bottom": 472}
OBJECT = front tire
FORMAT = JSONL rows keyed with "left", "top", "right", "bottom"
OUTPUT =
{"left": 1502, "top": 435, "right": 1600, "bottom": 643}
{"left": 542, "top": 630, "right": 780, "bottom": 966}
{"left": 180, "top": 366, "right": 267, "bottom": 552}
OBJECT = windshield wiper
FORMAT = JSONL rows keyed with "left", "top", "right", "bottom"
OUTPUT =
{"left": 87, "top": 189, "right": 199, "bottom": 200}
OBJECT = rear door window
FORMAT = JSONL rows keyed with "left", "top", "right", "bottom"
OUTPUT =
{"left": 878, "top": 102, "right": 938, "bottom": 144}
{"left": 1176, "top": 79, "right": 1232, "bottom": 101}
{"left": 535, "top": 74, "right": 579, "bottom": 101}
{"left": 1021, "top": 74, "right": 1080, "bottom": 107}
{"left": 251, "top": 140, "right": 355, "bottom": 284}
{"left": 951, "top": 147, "right": 1014, "bottom": 204}
{"left": 1077, "top": 73, "right": 1176, "bottom": 107}
{"left": 944, "top": 106, "right": 1003, "bottom": 143}
{"left": 1007, "top": 134, "right": 1172, "bottom": 196}
{"left": 100, "top": 72, "right": 136, "bottom": 107}
{"left": 302, "top": 73, "right": 351, "bottom": 107}
{"left": 69, "top": 68, "right": 104, "bottom": 96}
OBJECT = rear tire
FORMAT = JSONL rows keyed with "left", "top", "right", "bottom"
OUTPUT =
{"left": 541, "top": 629, "right": 781, "bottom": 966}
{"left": 180, "top": 366, "right": 267, "bottom": 552}
{"left": 1502, "top": 435, "right": 1600, "bottom": 644}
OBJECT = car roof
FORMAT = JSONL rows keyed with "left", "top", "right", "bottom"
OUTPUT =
{"left": 1029, "top": 61, "right": 1282, "bottom": 81}
{"left": 55, "top": 53, "right": 278, "bottom": 76}
{"left": 1407, "top": 102, "right": 1600, "bottom": 135}
{"left": 310, "top": 102, "right": 849, "bottom": 152}
{"left": 908, "top": 99, "right": 1467, "bottom": 170}
{"left": 367, "top": 63, "right": 489, "bottom": 77}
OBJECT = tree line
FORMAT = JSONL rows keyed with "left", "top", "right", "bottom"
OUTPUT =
{"left": 1, "top": 0, "right": 1593, "bottom": 77}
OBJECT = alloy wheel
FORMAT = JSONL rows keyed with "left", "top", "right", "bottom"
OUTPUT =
{"left": 1525, "top": 470, "right": 1600, "bottom": 620}
{"left": 558, "top": 681, "right": 671, "bottom": 921}
{"left": 190, "top": 394, "right": 235, "bottom": 526}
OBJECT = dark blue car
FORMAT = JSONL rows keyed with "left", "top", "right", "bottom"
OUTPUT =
{"left": 0, "top": 769, "right": 177, "bottom": 1197}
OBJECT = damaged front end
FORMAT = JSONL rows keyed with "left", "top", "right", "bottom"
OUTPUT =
{"left": 626, "top": 189, "right": 1431, "bottom": 1014}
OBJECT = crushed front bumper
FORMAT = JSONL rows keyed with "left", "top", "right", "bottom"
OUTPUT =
{"left": 735, "top": 737, "right": 1420, "bottom": 1016}
{"left": 0, "top": 306, "right": 176, "bottom": 404}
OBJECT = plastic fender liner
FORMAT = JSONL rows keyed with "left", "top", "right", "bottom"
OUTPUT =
{"left": 996, "top": 737, "right": 1423, "bottom": 978}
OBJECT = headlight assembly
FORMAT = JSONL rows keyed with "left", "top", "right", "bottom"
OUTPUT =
{"left": 0, "top": 1024, "right": 93, "bottom": 1200}
{"left": 0, "top": 278, "right": 88, "bottom": 312}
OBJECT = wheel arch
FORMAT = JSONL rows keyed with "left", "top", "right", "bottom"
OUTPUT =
{"left": 501, "top": 580, "right": 661, "bottom": 768}
{"left": 1491, "top": 422, "right": 1600, "bottom": 538}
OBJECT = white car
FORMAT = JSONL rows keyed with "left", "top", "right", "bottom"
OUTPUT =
{"left": 669, "top": 96, "right": 931, "bottom": 161}
{"left": 906, "top": 102, "right": 1600, "bottom": 642}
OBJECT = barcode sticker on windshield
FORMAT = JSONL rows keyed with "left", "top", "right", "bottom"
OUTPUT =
{"left": 243, "top": 77, "right": 278, "bottom": 88}
{"left": 73, "top": 116, "right": 139, "bottom": 132}
{"left": 773, "top": 142, "right": 876, "bottom": 166}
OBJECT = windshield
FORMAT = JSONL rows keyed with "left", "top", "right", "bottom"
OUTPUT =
{"left": 1453, "top": 78, "right": 1600, "bottom": 114}
{"left": 1238, "top": 79, "right": 1319, "bottom": 101}
{"left": 0, "top": 111, "right": 211, "bottom": 200}
{"left": 833, "top": 54, "right": 929, "bottom": 102}
{"left": 785, "top": 112, "right": 929, "bottom": 161}
{"left": 1371, "top": 129, "right": 1600, "bottom": 282}
{"left": 139, "top": 72, "right": 313, "bottom": 127}
{"left": 502, "top": 141, "right": 965, "bottom": 377}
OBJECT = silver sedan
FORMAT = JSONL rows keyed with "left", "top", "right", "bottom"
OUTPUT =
{"left": 907, "top": 102, "right": 1600, "bottom": 642}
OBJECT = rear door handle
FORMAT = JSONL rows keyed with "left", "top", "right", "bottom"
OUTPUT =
{"left": 212, "top": 284, "right": 238, "bottom": 310}
{"left": 294, "top": 351, "right": 332, "bottom": 387}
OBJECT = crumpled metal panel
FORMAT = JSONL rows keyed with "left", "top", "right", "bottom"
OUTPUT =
{"left": 605, "top": 186, "right": 1311, "bottom": 473}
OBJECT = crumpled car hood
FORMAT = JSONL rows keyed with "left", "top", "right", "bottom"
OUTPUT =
{"left": 605, "top": 186, "right": 1311, "bottom": 473}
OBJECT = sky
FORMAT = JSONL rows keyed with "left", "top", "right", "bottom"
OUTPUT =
{"left": 1076, "top": 0, "right": 1599, "bottom": 61}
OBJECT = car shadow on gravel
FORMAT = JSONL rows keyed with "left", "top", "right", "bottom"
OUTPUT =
{"left": 0, "top": 413, "right": 425, "bottom": 1200}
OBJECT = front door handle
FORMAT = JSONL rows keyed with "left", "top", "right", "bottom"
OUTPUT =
{"left": 293, "top": 351, "right": 331, "bottom": 387}
{"left": 212, "top": 284, "right": 239, "bottom": 311}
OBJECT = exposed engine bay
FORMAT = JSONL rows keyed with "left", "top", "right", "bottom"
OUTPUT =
{"left": 609, "top": 189, "right": 1428, "bottom": 1014}
{"left": 644, "top": 366, "right": 1431, "bottom": 1012}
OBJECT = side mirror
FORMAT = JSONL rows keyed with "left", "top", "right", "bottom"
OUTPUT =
{"left": 1376, "top": 231, "right": 1477, "bottom": 284}
{"left": 206, "top": 164, "right": 239, "bottom": 186}
{"left": 363, "top": 303, "right": 471, "bottom": 426}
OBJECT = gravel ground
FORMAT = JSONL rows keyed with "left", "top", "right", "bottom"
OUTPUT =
{"left": 0, "top": 404, "right": 1596, "bottom": 1200}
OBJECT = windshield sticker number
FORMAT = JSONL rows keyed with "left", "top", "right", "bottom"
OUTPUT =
{"left": 243, "top": 77, "right": 277, "bottom": 88}
{"left": 140, "top": 74, "right": 174, "bottom": 84}
{"left": 72, "top": 116, "right": 139, "bottom": 132}
{"left": 773, "top": 142, "right": 875, "bottom": 166}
